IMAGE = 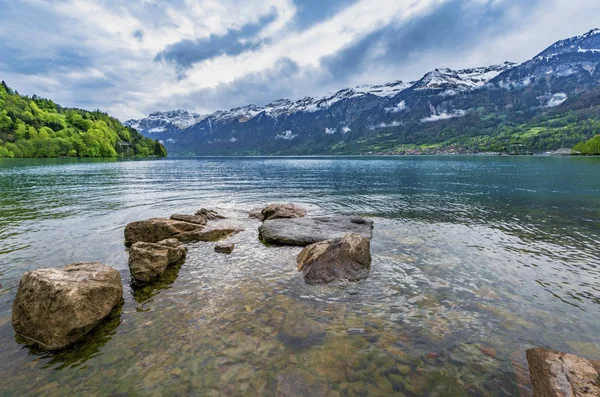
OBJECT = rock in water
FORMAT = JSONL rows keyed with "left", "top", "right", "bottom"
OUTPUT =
{"left": 170, "top": 214, "right": 207, "bottom": 225}
{"left": 177, "top": 227, "right": 241, "bottom": 243}
{"left": 248, "top": 208, "right": 263, "bottom": 219}
{"left": 526, "top": 348, "right": 600, "bottom": 397}
{"left": 296, "top": 233, "right": 371, "bottom": 284}
{"left": 259, "top": 216, "right": 373, "bottom": 246}
{"left": 195, "top": 208, "right": 226, "bottom": 220}
{"left": 215, "top": 242, "right": 235, "bottom": 254}
{"left": 12, "top": 262, "right": 123, "bottom": 350}
{"left": 128, "top": 239, "right": 187, "bottom": 283}
{"left": 124, "top": 218, "right": 203, "bottom": 246}
{"left": 261, "top": 203, "right": 307, "bottom": 222}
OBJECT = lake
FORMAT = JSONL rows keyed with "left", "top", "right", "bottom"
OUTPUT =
{"left": 0, "top": 156, "right": 599, "bottom": 396}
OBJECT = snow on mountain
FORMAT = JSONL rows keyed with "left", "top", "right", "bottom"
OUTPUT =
{"left": 125, "top": 109, "right": 205, "bottom": 133}
{"left": 537, "top": 28, "right": 600, "bottom": 60}
{"left": 413, "top": 63, "right": 517, "bottom": 93}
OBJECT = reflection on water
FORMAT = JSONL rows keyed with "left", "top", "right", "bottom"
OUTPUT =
{"left": 0, "top": 156, "right": 599, "bottom": 396}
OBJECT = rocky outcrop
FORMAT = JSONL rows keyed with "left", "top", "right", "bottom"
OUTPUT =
{"left": 526, "top": 348, "right": 600, "bottom": 397}
{"left": 170, "top": 214, "right": 207, "bottom": 225}
{"left": 259, "top": 216, "right": 373, "bottom": 246}
{"left": 124, "top": 218, "right": 203, "bottom": 246}
{"left": 128, "top": 239, "right": 187, "bottom": 283}
{"left": 260, "top": 203, "right": 307, "bottom": 222}
{"left": 12, "top": 262, "right": 123, "bottom": 350}
{"left": 296, "top": 233, "right": 371, "bottom": 284}
{"left": 215, "top": 242, "right": 235, "bottom": 254}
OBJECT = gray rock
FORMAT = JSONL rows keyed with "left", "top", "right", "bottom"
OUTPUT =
{"left": 248, "top": 208, "right": 263, "bottom": 219}
{"left": 260, "top": 203, "right": 307, "bottom": 222}
{"left": 258, "top": 216, "right": 373, "bottom": 246}
{"left": 12, "top": 262, "right": 123, "bottom": 350}
{"left": 177, "top": 227, "right": 242, "bottom": 243}
{"left": 128, "top": 239, "right": 187, "bottom": 283}
{"left": 297, "top": 233, "right": 371, "bottom": 284}
{"left": 215, "top": 242, "right": 235, "bottom": 254}
{"left": 527, "top": 347, "right": 600, "bottom": 397}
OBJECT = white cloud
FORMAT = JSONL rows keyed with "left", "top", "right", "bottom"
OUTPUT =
{"left": 421, "top": 109, "right": 466, "bottom": 123}
{"left": 385, "top": 101, "right": 407, "bottom": 113}
{"left": 275, "top": 130, "right": 297, "bottom": 140}
{"left": 325, "top": 127, "right": 336, "bottom": 134}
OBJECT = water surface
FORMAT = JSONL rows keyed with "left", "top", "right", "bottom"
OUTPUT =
{"left": 0, "top": 156, "right": 599, "bottom": 396}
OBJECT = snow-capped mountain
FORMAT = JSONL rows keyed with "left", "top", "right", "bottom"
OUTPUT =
{"left": 129, "top": 29, "right": 600, "bottom": 155}
{"left": 412, "top": 63, "right": 517, "bottom": 93}
{"left": 492, "top": 28, "right": 600, "bottom": 87}
{"left": 124, "top": 109, "right": 205, "bottom": 134}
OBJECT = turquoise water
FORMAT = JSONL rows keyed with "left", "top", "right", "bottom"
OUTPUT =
{"left": 0, "top": 156, "right": 598, "bottom": 396}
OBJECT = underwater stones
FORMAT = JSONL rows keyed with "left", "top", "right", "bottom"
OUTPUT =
{"left": 260, "top": 203, "right": 307, "bottom": 222}
{"left": 259, "top": 216, "right": 373, "bottom": 246}
{"left": 124, "top": 218, "right": 203, "bottom": 246}
{"left": 12, "top": 262, "right": 123, "bottom": 350}
{"left": 170, "top": 213, "right": 207, "bottom": 225}
{"left": 215, "top": 242, "right": 235, "bottom": 254}
{"left": 296, "top": 233, "right": 371, "bottom": 284}
{"left": 276, "top": 368, "right": 332, "bottom": 397}
{"left": 128, "top": 239, "right": 187, "bottom": 284}
{"left": 527, "top": 348, "right": 600, "bottom": 397}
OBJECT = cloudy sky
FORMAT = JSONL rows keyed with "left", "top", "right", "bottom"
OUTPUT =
{"left": 0, "top": 0, "right": 598, "bottom": 121}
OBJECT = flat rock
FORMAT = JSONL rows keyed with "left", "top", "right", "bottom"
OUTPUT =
{"left": 297, "top": 233, "right": 371, "bottom": 284}
{"left": 527, "top": 347, "right": 600, "bottom": 397}
{"left": 259, "top": 216, "right": 373, "bottom": 246}
{"left": 170, "top": 214, "right": 207, "bottom": 225}
{"left": 124, "top": 218, "right": 203, "bottom": 246}
{"left": 128, "top": 239, "right": 187, "bottom": 283}
{"left": 12, "top": 262, "right": 123, "bottom": 350}
{"left": 177, "top": 227, "right": 242, "bottom": 243}
{"left": 215, "top": 243, "right": 235, "bottom": 254}
{"left": 261, "top": 203, "right": 307, "bottom": 222}
{"left": 249, "top": 208, "right": 263, "bottom": 219}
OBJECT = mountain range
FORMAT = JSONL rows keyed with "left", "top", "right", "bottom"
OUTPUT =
{"left": 126, "top": 29, "right": 600, "bottom": 155}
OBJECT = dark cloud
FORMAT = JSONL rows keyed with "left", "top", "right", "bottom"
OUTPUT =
{"left": 322, "top": 0, "right": 544, "bottom": 82}
{"left": 154, "top": 10, "right": 278, "bottom": 74}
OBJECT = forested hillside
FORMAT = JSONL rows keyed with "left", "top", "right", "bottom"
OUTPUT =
{"left": 0, "top": 81, "right": 166, "bottom": 158}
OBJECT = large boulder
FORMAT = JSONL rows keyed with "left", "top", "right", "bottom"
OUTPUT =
{"left": 259, "top": 216, "right": 373, "bottom": 246}
{"left": 128, "top": 239, "right": 187, "bottom": 284}
{"left": 261, "top": 203, "right": 307, "bottom": 222}
{"left": 12, "top": 262, "right": 123, "bottom": 350}
{"left": 124, "top": 218, "right": 203, "bottom": 246}
{"left": 526, "top": 348, "right": 600, "bottom": 397}
{"left": 296, "top": 233, "right": 371, "bottom": 284}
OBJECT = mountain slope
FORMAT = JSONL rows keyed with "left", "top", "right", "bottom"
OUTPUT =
{"left": 128, "top": 29, "right": 600, "bottom": 155}
{"left": 0, "top": 82, "right": 166, "bottom": 158}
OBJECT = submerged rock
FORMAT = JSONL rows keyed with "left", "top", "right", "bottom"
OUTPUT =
{"left": 124, "top": 218, "right": 203, "bottom": 246}
{"left": 260, "top": 203, "right": 307, "bottom": 222}
{"left": 296, "top": 233, "right": 371, "bottom": 284}
{"left": 128, "top": 239, "right": 187, "bottom": 284}
{"left": 259, "top": 216, "right": 373, "bottom": 246}
{"left": 215, "top": 242, "right": 235, "bottom": 254}
{"left": 12, "top": 262, "right": 123, "bottom": 350}
{"left": 526, "top": 348, "right": 600, "bottom": 397}
{"left": 170, "top": 214, "right": 207, "bottom": 225}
